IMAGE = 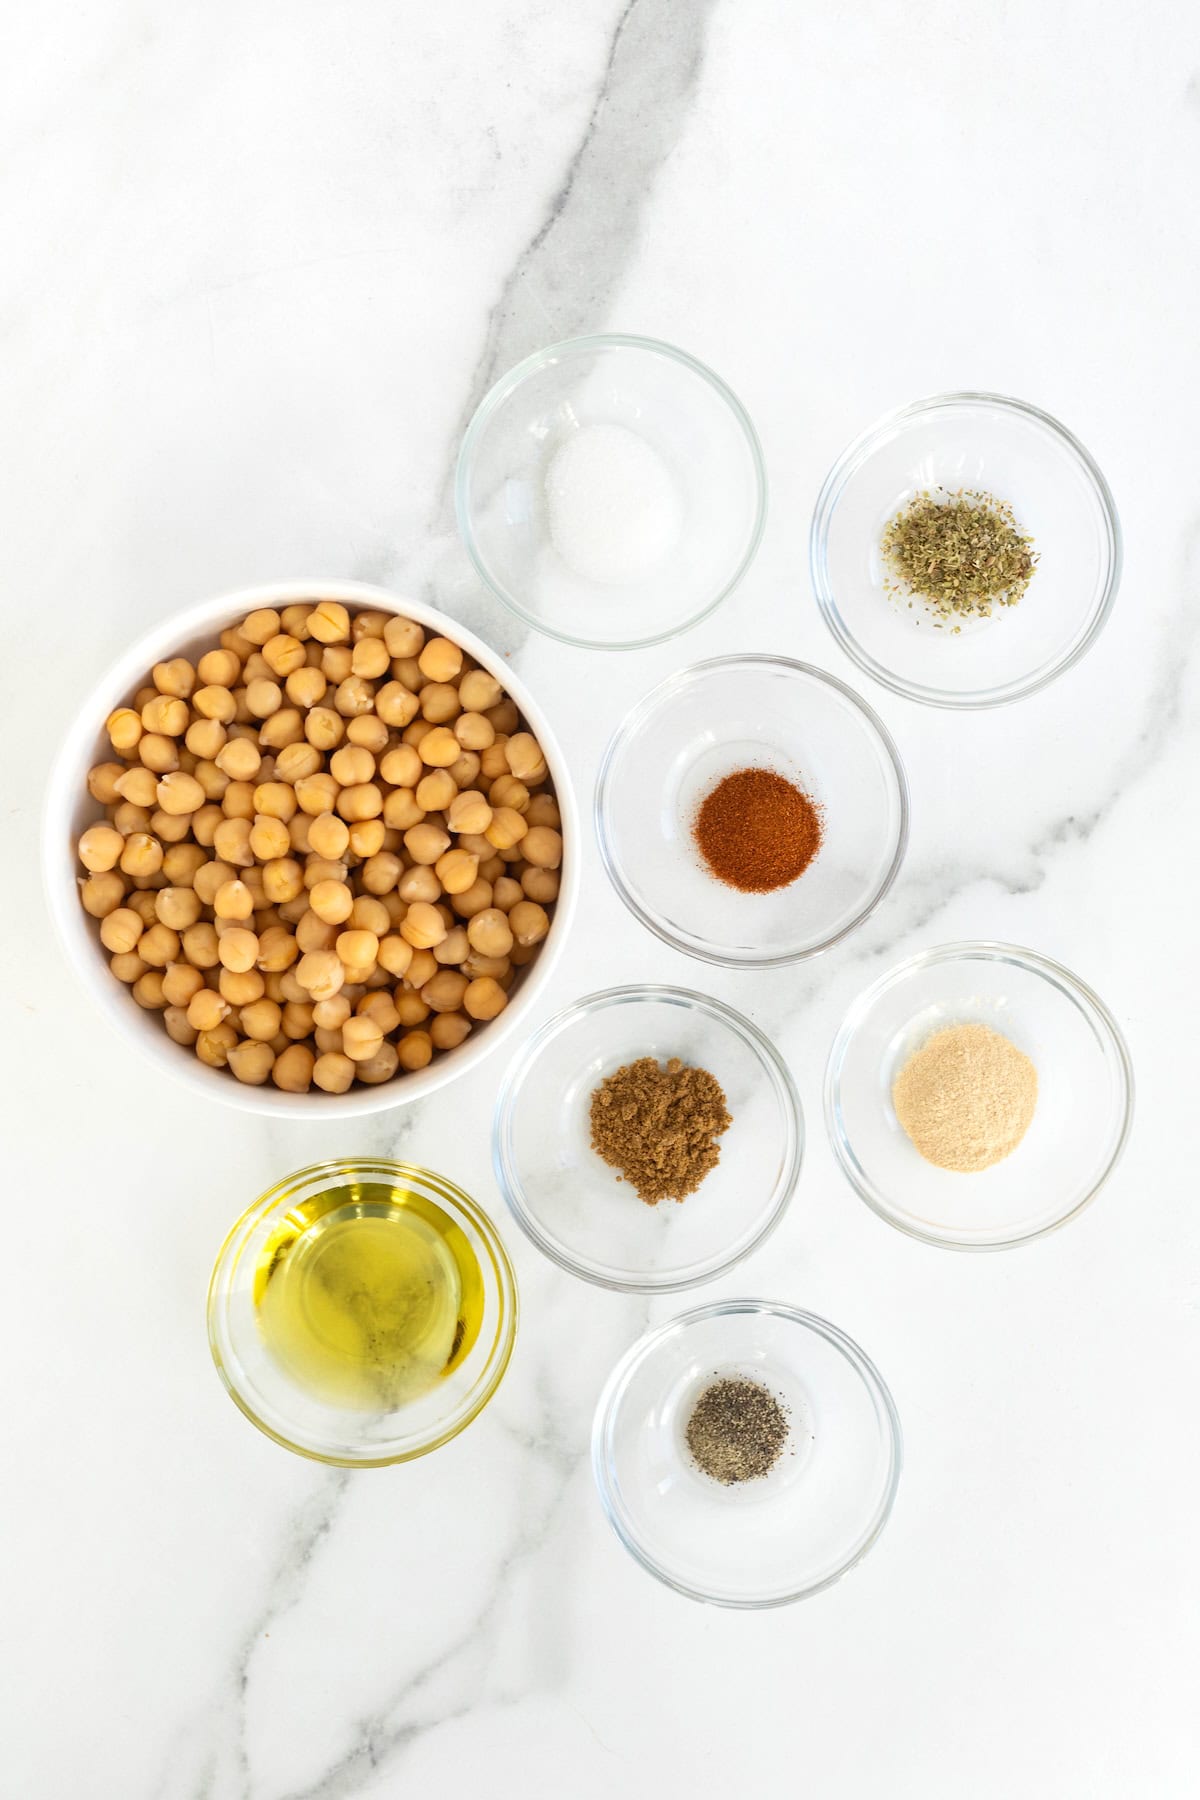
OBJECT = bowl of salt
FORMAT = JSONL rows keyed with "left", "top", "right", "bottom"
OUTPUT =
{"left": 455, "top": 334, "right": 767, "bottom": 649}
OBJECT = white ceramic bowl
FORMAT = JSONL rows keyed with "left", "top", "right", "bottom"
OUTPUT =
{"left": 44, "top": 579, "right": 580, "bottom": 1117}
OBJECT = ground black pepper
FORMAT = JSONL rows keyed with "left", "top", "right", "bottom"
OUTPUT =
{"left": 685, "top": 1376, "right": 789, "bottom": 1483}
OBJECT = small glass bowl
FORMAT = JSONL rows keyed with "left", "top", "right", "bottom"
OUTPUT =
{"left": 455, "top": 334, "right": 767, "bottom": 649}
{"left": 825, "top": 943, "right": 1134, "bottom": 1250}
{"left": 595, "top": 656, "right": 908, "bottom": 966}
{"left": 207, "top": 1159, "right": 517, "bottom": 1465}
{"left": 592, "top": 1300, "right": 902, "bottom": 1607}
{"left": 492, "top": 986, "right": 803, "bottom": 1291}
{"left": 810, "top": 392, "right": 1121, "bottom": 708}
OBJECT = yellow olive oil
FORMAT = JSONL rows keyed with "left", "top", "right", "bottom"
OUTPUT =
{"left": 254, "top": 1180, "right": 484, "bottom": 1411}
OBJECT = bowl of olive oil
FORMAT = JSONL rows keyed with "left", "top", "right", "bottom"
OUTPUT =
{"left": 208, "top": 1160, "right": 517, "bottom": 1464}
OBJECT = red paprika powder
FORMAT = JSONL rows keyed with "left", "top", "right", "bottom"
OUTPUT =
{"left": 693, "top": 767, "right": 823, "bottom": 893}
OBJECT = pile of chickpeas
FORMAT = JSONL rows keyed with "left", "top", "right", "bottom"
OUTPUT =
{"left": 76, "top": 601, "right": 563, "bottom": 1093}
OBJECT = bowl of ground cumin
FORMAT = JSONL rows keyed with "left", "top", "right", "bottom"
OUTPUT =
{"left": 595, "top": 656, "right": 908, "bottom": 967}
{"left": 825, "top": 941, "right": 1134, "bottom": 1249}
{"left": 492, "top": 985, "right": 803, "bottom": 1290}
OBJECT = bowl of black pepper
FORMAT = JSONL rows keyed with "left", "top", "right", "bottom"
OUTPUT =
{"left": 591, "top": 1299, "right": 903, "bottom": 1607}
{"left": 492, "top": 985, "right": 803, "bottom": 1291}
{"left": 810, "top": 392, "right": 1121, "bottom": 709}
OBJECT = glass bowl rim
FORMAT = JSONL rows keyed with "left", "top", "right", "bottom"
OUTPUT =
{"left": 594, "top": 653, "right": 911, "bottom": 967}
{"left": 206, "top": 1157, "right": 518, "bottom": 1466}
{"left": 492, "top": 984, "right": 804, "bottom": 1292}
{"left": 590, "top": 1296, "right": 904, "bottom": 1608}
{"left": 809, "top": 389, "right": 1123, "bottom": 710}
{"left": 454, "top": 331, "right": 769, "bottom": 650}
{"left": 824, "top": 939, "right": 1136, "bottom": 1251}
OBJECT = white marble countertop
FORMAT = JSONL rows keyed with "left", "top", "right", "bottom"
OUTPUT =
{"left": 6, "top": 3, "right": 1199, "bottom": 1795}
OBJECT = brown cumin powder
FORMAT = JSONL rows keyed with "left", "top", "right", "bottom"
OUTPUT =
{"left": 694, "top": 767, "right": 823, "bottom": 893}
{"left": 589, "top": 1056, "right": 732, "bottom": 1203}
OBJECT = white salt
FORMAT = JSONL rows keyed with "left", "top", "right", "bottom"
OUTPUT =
{"left": 544, "top": 423, "right": 682, "bottom": 587}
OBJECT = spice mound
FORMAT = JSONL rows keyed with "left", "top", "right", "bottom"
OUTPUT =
{"left": 882, "top": 488, "right": 1038, "bottom": 627}
{"left": 693, "top": 766, "right": 823, "bottom": 893}
{"left": 685, "top": 1376, "right": 789, "bottom": 1484}
{"left": 589, "top": 1056, "right": 732, "bottom": 1203}
{"left": 892, "top": 1022, "right": 1038, "bottom": 1173}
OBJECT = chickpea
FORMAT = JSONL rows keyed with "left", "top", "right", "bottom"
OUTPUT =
{"left": 401, "top": 717, "right": 433, "bottom": 749}
{"left": 522, "top": 825, "right": 563, "bottom": 869}
{"left": 484, "top": 807, "right": 527, "bottom": 851}
{"left": 162, "top": 963, "right": 205, "bottom": 1007}
{"left": 404, "top": 947, "right": 439, "bottom": 989}
{"left": 281, "top": 1000, "right": 315, "bottom": 1040}
{"left": 466, "top": 908, "right": 513, "bottom": 958}
{"left": 197, "top": 647, "right": 241, "bottom": 687}
{"left": 321, "top": 644, "right": 354, "bottom": 683}
{"left": 99, "top": 908, "right": 142, "bottom": 954}
{"left": 309, "top": 879, "right": 354, "bottom": 925}
{"left": 256, "top": 925, "right": 299, "bottom": 972}
{"left": 247, "top": 813, "right": 289, "bottom": 861}
{"left": 361, "top": 851, "right": 403, "bottom": 896}
{"left": 182, "top": 922, "right": 220, "bottom": 969}
{"left": 187, "top": 988, "right": 230, "bottom": 1032}
{"left": 490, "top": 875, "right": 521, "bottom": 913}
{"left": 479, "top": 739, "right": 511, "bottom": 780}
{"left": 261, "top": 634, "right": 306, "bottom": 677}
{"left": 295, "top": 772, "right": 340, "bottom": 816}
{"left": 150, "top": 807, "right": 191, "bottom": 844}
{"left": 296, "top": 909, "right": 337, "bottom": 954}
{"left": 342, "top": 1015, "right": 384, "bottom": 1062}
{"left": 153, "top": 770, "right": 205, "bottom": 817}
{"left": 88, "top": 762, "right": 126, "bottom": 804}
{"left": 511, "top": 899, "right": 552, "bottom": 946}
{"left": 154, "top": 657, "right": 197, "bottom": 700}
{"left": 215, "top": 736, "right": 263, "bottom": 783}
{"left": 348, "top": 895, "right": 390, "bottom": 936}
{"left": 463, "top": 950, "right": 510, "bottom": 981}
{"left": 238, "top": 606, "right": 280, "bottom": 645}
{"left": 184, "top": 717, "right": 225, "bottom": 761}
{"left": 393, "top": 990, "right": 430, "bottom": 1028}
{"left": 120, "top": 833, "right": 163, "bottom": 878}
{"left": 398, "top": 864, "right": 440, "bottom": 905}
{"left": 378, "top": 934, "right": 414, "bottom": 979}
{"left": 383, "top": 788, "right": 424, "bottom": 832}
{"left": 308, "top": 600, "right": 350, "bottom": 644}
{"left": 193, "top": 1022, "right": 237, "bottom": 1068}
{"left": 192, "top": 685, "right": 237, "bottom": 725}
{"left": 490, "top": 775, "right": 530, "bottom": 815}
{"left": 132, "top": 969, "right": 168, "bottom": 1009}
{"left": 345, "top": 710, "right": 388, "bottom": 751}
{"left": 458, "top": 668, "right": 502, "bottom": 712}
{"left": 418, "top": 636, "right": 463, "bottom": 683}
{"left": 78, "top": 824, "right": 124, "bottom": 872}
{"left": 397, "top": 1029, "right": 433, "bottom": 1071}
{"left": 219, "top": 967, "right": 265, "bottom": 1007}
{"left": 212, "top": 817, "right": 253, "bottom": 868}
{"left": 375, "top": 683, "right": 420, "bottom": 729}
{"left": 328, "top": 744, "right": 373, "bottom": 787}
{"left": 450, "top": 878, "right": 494, "bottom": 920}
{"left": 274, "top": 740, "right": 324, "bottom": 785}
{"left": 109, "top": 950, "right": 148, "bottom": 984}
{"left": 142, "top": 738, "right": 183, "bottom": 779}
{"left": 296, "top": 949, "right": 345, "bottom": 1001}
{"left": 276, "top": 603, "right": 312, "bottom": 641}
{"left": 333, "top": 676, "right": 375, "bottom": 719}
{"left": 115, "top": 766, "right": 159, "bottom": 808}
{"left": 245, "top": 677, "right": 282, "bottom": 719}
{"left": 486, "top": 698, "right": 520, "bottom": 735}
{"left": 383, "top": 615, "right": 423, "bottom": 658}
{"left": 355, "top": 1041, "right": 400, "bottom": 1085}
{"left": 163, "top": 1005, "right": 199, "bottom": 1047}
{"left": 271, "top": 1044, "right": 314, "bottom": 1092}
{"left": 257, "top": 709, "right": 303, "bottom": 750}
{"left": 336, "top": 782, "right": 383, "bottom": 822}
{"left": 505, "top": 732, "right": 548, "bottom": 784}
{"left": 301, "top": 811, "right": 345, "bottom": 861}
{"left": 420, "top": 682, "right": 461, "bottom": 725}
{"left": 430, "top": 1013, "right": 473, "bottom": 1052}
{"left": 400, "top": 902, "right": 446, "bottom": 950}
{"left": 448, "top": 751, "right": 482, "bottom": 792}
{"left": 422, "top": 969, "right": 469, "bottom": 1013}
{"left": 356, "top": 989, "right": 400, "bottom": 1035}
{"left": 350, "top": 819, "right": 387, "bottom": 858}
{"left": 106, "top": 707, "right": 143, "bottom": 754}
{"left": 454, "top": 711, "right": 494, "bottom": 751}
{"left": 210, "top": 879, "right": 250, "bottom": 922}
{"left": 448, "top": 790, "right": 492, "bottom": 835}
{"left": 336, "top": 928, "right": 379, "bottom": 970}
{"left": 434, "top": 847, "right": 478, "bottom": 896}
{"left": 221, "top": 1041, "right": 272, "bottom": 1086}
{"left": 313, "top": 1051, "right": 356, "bottom": 1094}
{"left": 141, "top": 694, "right": 188, "bottom": 737}
{"left": 404, "top": 821, "right": 450, "bottom": 866}
{"left": 312, "top": 993, "right": 352, "bottom": 1030}
{"left": 286, "top": 665, "right": 327, "bottom": 709}
{"left": 155, "top": 888, "right": 201, "bottom": 932}
{"left": 415, "top": 768, "right": 456, "bottom": 812}
{"left": 217, "top": 928, "right": 258, "bottom": 973}
{"left": 351, "top": 637, "right": 390, "bottom": 680}
{"left": 418, "top": 726, "right": 460, "bottom": 768}
{"left": 464, "top": 976, "right": 508, "bottom": 1021}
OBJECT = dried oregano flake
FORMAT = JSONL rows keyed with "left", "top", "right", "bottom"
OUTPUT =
{"left": 882, "top": 487, "right": 1038, "bottom": 629}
